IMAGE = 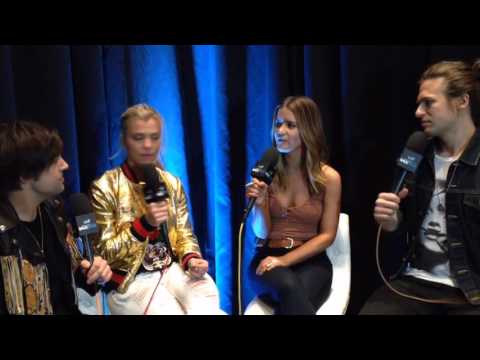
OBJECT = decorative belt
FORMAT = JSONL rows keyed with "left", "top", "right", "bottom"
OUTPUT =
{"left": 104, "top": 265, "right": 167, "bottom": 293}
{"left": 267, "top": 237, "right": 303, "bottom": 249}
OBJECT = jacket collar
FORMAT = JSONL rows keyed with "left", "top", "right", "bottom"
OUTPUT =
{"left": 121, "top": 161, "right": 140, "bottom": 183}
{"left": 0, "top": 199, "right": 19, "bottom": 232}
{"left": 424, "top": 129, "right": 480, "bottom": 167}
{"left": 459, "top": 129, "right": 480, "bottom": 166}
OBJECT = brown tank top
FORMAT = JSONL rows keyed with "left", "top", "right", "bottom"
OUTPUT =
{"left": 268, "top": 189, "right": 324, "bottom": 243}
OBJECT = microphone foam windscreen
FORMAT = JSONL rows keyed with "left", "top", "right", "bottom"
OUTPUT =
{"left": 258, "top": 147, "right": 280, "bottom": 171}
{"left": 405, "top": 131, "right": 428, "bottom": 154}
{"left": 141, "top": 164, "right": 160, "bottom": 190}
{"left": 69, "top": 193, "right": 93, "bottom": 216}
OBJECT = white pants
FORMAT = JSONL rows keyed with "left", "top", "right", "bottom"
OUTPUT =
{"left": 108, "top": 262, "right": 224, "bottom": 315}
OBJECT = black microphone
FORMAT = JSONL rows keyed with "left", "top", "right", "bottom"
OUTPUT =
{"left": 69, "top": 193, "right": 98, "bottom": 263}
{"left": 392, "top": 131, "right": 428, "bottom": 194}
{"left": 141, "top": 164, "right": 173, "bottom": 255}
{"left": 243, "top": 147, "right": 280, "bottom": 222}
{"left": 142, "top": 164, "right": 169, "bottom": 204}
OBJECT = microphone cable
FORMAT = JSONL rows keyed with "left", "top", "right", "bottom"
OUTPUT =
{"left": 375, "top": 224, "right": 466, "bottom": 305}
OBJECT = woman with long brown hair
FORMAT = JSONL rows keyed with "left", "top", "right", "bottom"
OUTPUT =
{"left": 246, "top": 96, "right": 342, "bottom": 314}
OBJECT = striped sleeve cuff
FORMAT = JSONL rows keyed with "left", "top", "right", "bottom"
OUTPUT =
{"left": 182, "top": 253, "right": 201, "bottom": 270}
{"left": 131, "top": 216, "right": 157, "bottom": 242}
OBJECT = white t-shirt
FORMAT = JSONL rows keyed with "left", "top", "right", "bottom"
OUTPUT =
{"left": 404, "top": 152, "right": 460, "bottom": 287}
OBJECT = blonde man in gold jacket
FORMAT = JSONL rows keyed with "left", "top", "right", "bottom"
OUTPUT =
{"left": 90, "top": 104, "right": 222, "bottom": 315}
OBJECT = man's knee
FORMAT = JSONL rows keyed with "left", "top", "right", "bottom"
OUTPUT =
{"left": 359, "top": 285, "right": 421, "bottom": 315}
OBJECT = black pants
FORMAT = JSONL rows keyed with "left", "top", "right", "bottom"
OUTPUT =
{"left": 249, "top": 247, "right": 332, "bottom": 315}
{"left": 360, "top": 275, "right": 480, "bottom": 315}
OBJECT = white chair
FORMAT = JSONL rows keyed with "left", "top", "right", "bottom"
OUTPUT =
{"left": 244, "top": 213, "right": 351, "bottom": 315}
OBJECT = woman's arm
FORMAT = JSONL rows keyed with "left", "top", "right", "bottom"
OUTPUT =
{"left": 246, "top": 178, "right": 271, "bottom": 239}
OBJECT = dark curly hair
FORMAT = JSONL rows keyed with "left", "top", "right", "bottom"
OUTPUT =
{"left": 0, "top": 121, "right": 63, "bottom": 197}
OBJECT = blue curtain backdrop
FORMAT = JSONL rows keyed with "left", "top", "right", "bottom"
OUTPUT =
{"left": 1, "top": 45, "right": 480, "bottom": 314}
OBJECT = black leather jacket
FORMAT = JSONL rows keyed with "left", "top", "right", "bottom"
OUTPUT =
{"left": 0, "top": 197, "right": 95, "bottom": 314}
{"left": 394, "top": 129, "right": 480, "bottom": 305}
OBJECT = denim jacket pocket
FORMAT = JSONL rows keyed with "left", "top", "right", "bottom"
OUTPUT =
{"left": 464, "top": 194, "right": 480, "bottom": 210}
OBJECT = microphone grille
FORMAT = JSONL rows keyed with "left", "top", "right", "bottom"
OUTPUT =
{"left": 68, "top": 193, "right": 93, "bottom": 215}
{"left": 258, "top": 147, "right": 280, "bottom": 171}
{"left": 405, "top": 131, "right": 428, "bottom": 154}
{"left": 141, "top": 164, "right": 160, "bottom": 190}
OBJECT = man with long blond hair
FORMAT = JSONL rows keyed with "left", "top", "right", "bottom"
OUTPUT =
{"left": 362, "top": 59, "right": 480, "bottom": 314}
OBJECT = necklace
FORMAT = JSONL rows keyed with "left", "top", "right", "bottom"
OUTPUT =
{"left": 23, "top": 207, "right": 45, "bottom": 257}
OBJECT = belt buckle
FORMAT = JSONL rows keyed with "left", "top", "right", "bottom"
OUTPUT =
{"left": 285, "top": 237, "right": 294, "bottom": 249}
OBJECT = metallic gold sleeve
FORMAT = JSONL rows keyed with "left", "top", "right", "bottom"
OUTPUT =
{"left": 65, "top": 229, "right": 83, "bottom": 271}
{"left": 89, "top": 167, "right": 202, "bottom": 293}
{"left": 163, "top": 172, "right": 202, "bottom": 263}
{"left": 90, "top": 170, "right": 147, "bottom": 277}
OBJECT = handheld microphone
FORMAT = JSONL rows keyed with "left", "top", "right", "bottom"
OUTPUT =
{"left": 243, "top": 147, "right": 280, "bottom": 222}
{"left": 69, "top": 193, "right": 111, "bottom": 307}
{"left": 142, "top": 164, "right": 169, "bottom": 204}
{"left": 141, "top": 164, "right": 172, "bottom": 255}
{"left": 375, "top": 131, "right": 467, "bottom": 305}
{"left": 392, "top": 131, "right": 428, "bottom": 194}
{"left": 69, "top": 193, "right": 98, "bottom": 263}
{"left": 237, "top": 147, "right": 279, "bottom": 314}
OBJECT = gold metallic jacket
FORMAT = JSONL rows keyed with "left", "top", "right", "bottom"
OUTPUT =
{"left": 90, "top": 166, "right": 201, "bottom": 293}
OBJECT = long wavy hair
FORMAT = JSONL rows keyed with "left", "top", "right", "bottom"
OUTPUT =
{"left": 271, "top": 96, "right": 329, "bottom": 194}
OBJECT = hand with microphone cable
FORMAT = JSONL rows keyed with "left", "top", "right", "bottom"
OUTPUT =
{"left": 68, "top": 193, "right": 113, "bottom": 286}
{"left": 242, "top": 147, "right": 280, "bottom": 240}
{"left": 144, "top": 200, "right": 169, "bottom": 228}
{"left": 242, "top": 147, "right": 280, "bottom": 222}
{"left": 141, "top": 164, "right": 209, "bottom": 279}
{"left": 247, "top": 176, "right": 287, "bottom": 274}
{"left": 245, "top": 178, "right": 271, "bottom": 243}
{"left": 237, "top": 147, "right": 280, "bottom": 314}
{"left": 141, "top": 164, "right": 170, "bottom": 231}
{"left": 245, "top": 178, "right": 269, "bottom": 207}
{"left": 80, "top": 257, "right": 112, "bottom": 285}
{"left": 374, "top": 131, "right": 427, "bottom": 232}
